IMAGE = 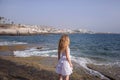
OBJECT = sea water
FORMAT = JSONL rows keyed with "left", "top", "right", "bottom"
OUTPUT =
{"left": 0, "top": 34, "right": 120, "bottom": 66}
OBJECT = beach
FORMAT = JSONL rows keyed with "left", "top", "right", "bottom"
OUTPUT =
{"left": 0, "top": 44, "right": 97, "bottom": 80}
{"left": 0, "top": 44, "right": 120, "bottom": 80}
{"left": 0, "top": 56, "right": 112, "bottom": 80}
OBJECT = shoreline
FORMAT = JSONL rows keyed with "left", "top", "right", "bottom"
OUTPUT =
{"left": 0, "top": 45, "right": 119, "bottom": 80}
{"left": 0, "top": 56, "right": 108, "bottom": 80}
{"left": 0, "top": 32, "right": 120, "bottom": 36}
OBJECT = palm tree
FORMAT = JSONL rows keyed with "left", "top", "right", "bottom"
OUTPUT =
{"left": 0, "top": 16, "right": 5, "bottom": 24}
{"left": 11, "top": 21, "right": 14, "bottom": 24}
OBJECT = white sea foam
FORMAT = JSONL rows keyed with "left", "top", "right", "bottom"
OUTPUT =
{"left": 0, "top": 41, "right": 27, "bottom": 46}
{"left": 51, "top": 55, "right": 57, "bottom": 57}
{"left": 72, "top": 57, "right": 110, "bottom": 80}
{"left": 14, "top": 48, "right": 57, "bottom": 57}
{"left": 94, "top": 61, "right": 120, "bottom": 67}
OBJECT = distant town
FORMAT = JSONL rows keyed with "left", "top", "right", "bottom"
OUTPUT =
{"left": 0, "top": 23, "right": 95, "bottom": 35}
{"left": 0, "top": 16, "right": 119, "bottom": 35}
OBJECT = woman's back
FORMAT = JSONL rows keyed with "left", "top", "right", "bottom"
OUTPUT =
{"left": 56, "top": 47, "right": 72, "bottom": 76}
{"left": 60, "top": 47, "right": 70, "bottom": 59}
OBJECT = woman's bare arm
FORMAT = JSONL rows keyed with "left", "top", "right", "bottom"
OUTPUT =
{"left": 65, "top": 48, "right": 73, "bottom": 67}
{"left": 58, "top": 51, "right": 60, "bottom": 60}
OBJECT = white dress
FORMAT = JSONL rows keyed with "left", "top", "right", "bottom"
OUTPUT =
{"left": 56, "top": 47, "right": 73, "bottom": 76}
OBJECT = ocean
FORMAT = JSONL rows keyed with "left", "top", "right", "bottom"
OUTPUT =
{"left": 0, "top": 34, "right": 120, "bottom": 66}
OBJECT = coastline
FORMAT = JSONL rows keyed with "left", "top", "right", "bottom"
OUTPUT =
{"left": 1, "top": 24, "right": 112, "bottom": 36}
{"left": 0, "top": 24, "right": 119, "bottom": 36}
{"left": 0, "top": 56, "right": 106, "bottom": 80}
{"left": 0, "top": 24, "right": 72, "bottom": 35}
{"left": 0, "top": 44, "right": 119, "bottom": 80}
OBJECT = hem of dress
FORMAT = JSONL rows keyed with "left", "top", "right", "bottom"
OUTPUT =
{"left": 56, "top": 71, "right": 72, "bottom": 76}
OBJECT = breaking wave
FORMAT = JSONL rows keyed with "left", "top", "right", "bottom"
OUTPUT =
{"left": 0, "top": 41, "right": 27, "bottom": 46}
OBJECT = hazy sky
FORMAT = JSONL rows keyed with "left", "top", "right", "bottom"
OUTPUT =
{"left": 0, "top": 0, "right": 120, "bottom": 33}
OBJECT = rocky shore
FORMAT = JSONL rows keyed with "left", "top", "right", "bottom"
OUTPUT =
{"left": 0, "top": 56, "right": 107, "bottom": 80}
{"left": 0, "top": 44, "right": 119, "bottom": 80}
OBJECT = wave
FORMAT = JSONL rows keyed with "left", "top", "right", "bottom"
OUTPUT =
{"left": 0, "top": 41, "right": 27, "bottom": 46}
{"left": 72, "top": 57, "right": 109, "bottom": 80}
{"left": 14, "top": 48, "right": 57, "bottom": 57}
{"left": 94, "top": 60, "right": 120, "bottom": 67}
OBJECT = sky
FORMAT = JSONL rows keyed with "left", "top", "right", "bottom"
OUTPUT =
{"left": 0, "top": 0, "right": 120, "bottom": 33}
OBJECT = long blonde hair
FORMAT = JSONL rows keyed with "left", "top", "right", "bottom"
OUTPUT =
{"left": 58, "top": 34, "right": 70, "bottom": 54}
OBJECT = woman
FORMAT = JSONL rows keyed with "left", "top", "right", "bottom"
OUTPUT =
{"left": 56, "top": 34, "right": 73, "bottom": 80}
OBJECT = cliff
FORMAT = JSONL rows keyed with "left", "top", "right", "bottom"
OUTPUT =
{"left": 0, "top": 24, "right": 94, "bottom": 35}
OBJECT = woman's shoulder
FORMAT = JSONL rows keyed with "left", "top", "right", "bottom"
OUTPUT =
{"left": 67, "top": 46, "right": 70, "bottom": 50}
{"left": 65, "top": 46, "right": 70, "bottom": 52}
